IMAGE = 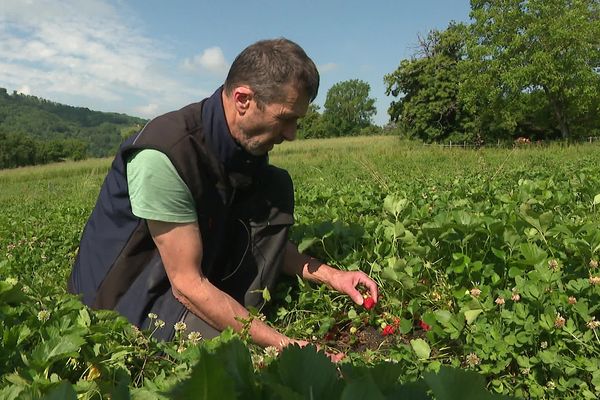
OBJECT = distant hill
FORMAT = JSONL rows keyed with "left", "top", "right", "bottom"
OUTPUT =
{"left": 0, "top": 87, "right": 146, "bottom": 168}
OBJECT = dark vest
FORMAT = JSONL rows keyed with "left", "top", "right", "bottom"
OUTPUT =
{"left": 69, "top": 101, "right": 268, "bottom": 340}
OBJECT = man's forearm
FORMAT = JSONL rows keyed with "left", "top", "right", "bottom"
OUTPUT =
{"left": 281, "top": 241, "right": 378, "bottom": 307}
{"left": 282, "top": 241, "right": 339, "bottom": 286}
{"left": 149, "top": 220, "right": 296, "bottom": 349}
{"left": 171, "top": 273, "right": 293, "bottom": 349}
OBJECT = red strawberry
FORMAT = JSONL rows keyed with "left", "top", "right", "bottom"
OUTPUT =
{"left": 418, "top": 320, "right": 431, "bottom": 331}
{"left": 381, "top": 325, "right": 395, "bottom": 336}
{"left": 363, "top": 296, "right": 375, "bottom": 310}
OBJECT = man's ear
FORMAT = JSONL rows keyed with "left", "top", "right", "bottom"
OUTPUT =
{"left": 232, "top": 86, "right": 254, "bottom": 115}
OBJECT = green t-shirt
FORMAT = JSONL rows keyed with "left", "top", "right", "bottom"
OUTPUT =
{"left": 126, "top": 149, "right": 197, "bottom": 223}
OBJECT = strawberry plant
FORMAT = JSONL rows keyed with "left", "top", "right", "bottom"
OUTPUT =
{"left": 1, "top": 138, "right": 599, "bottom": 398}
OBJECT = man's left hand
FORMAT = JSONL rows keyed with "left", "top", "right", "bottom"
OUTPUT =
{"left": 282, "top": 242, "right": 379, "bottom": 306}
{"left": 329, "top": 269, "right": 378, "bottom": 306}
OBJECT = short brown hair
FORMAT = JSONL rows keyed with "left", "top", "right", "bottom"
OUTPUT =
{"left": 224, "top": 38, "right": 319, "bottom": 107}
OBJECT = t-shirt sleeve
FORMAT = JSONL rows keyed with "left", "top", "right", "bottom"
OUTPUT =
{"left": 126, "top": 149, "right": 197, "bottom": 223}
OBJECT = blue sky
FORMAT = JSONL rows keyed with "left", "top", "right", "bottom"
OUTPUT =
{"left": 0, "top": 0, "right": 472, "bottom": 125}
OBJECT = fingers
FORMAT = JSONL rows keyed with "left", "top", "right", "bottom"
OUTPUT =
{"left": 293, "top": 339, "right": 310, "bottom": 348}
{"left": 357, "top": 273, "right": 378, "bottom": 302}
{"left": 336, "top": 270, "right": 379, "bottom": 305}
{"left": 277, "top": 341, "right": 344, "bottom": 363}
{"left": 327, "top": 351, "right": 345, "bottom": 363}
{"left": 347, "top": 271, "right": 378, "bottom": 303}
{"left": 348, "top": 285, "right": 365, "bottom": 305}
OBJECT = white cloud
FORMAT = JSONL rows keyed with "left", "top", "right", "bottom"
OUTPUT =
{"left": 0, "top": 61, "right": 121, "bottom": 102}
{"left": 0, "top": 0, "right": 213, "bottom": 116}
{"left": 17, "top": 85, "right": 31, "bottom": 95}
{"left": 134, "top": 103, "right": 160, "bottom": 118}
{"left": 318, "top": 63, "right": 338, "bottom": 73}
{"left": 182, "top": 47, "right": 229, "bottom": 76}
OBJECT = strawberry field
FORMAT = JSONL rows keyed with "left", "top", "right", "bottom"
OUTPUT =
{"left": 1, "top": 136, "right": 599, "bottom": 399}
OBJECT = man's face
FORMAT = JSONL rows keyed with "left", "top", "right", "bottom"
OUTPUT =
{"left": 234, "top": 85, "right": 309, "bottom": 156}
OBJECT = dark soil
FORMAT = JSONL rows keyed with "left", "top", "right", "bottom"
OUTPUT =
{"left": 354, "top": 326, "right": 388, "bottom": 352}
{"left": 319, "top": 320, "right": 432, "bottom": 356}
{"left": 320, "top": 323, "right": 391, "bottom": 354}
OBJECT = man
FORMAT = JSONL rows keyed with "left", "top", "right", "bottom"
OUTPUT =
{"left": 68, "top": 38, "right": 378, "bottom": 355}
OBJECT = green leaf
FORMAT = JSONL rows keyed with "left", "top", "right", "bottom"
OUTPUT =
{"left": 392, "top": 381, "right": 432, "bottom": 399}
{"left": 342, "top": 363, "right": 433, "bottom": 398}
{"left": 30, "top": 334, "right": 86, "bottom": 368}
{"left": 109, "top": 369, "right": 131, "bottom": 400}
{"left": 341, "top": 377, "right": 386, "bottom": 400}
{"left": 538, "top": 212, "right": 554, "bottom": 231}
{"left": 503, "top": 229, "right": 521, "bottom": 249}
{"left": 42, "top": 381, "right": 77, "bottom": 400}
{"left": 0, "top": 280, "right": 28, "bottom": 304}
{"left": 16, "top": 325, "right": 32, "bottom": 346}
{"left": 593, "top": 193, "right": 600, "bottom": 205}
{"left": 212, "top": 339, "right": 260, "bottom": 399}
{"left": 383, "top": 195, "right": 409, "bottom": 217}
{"left": 518, "top": 243, "right": 547, "bottom": 266}
{"left": 399, "top": 318, "right": 413, "bottom": 334}
{"left": 591, "top": 370, "right": 600, "bottom": 391}
{"left": 170, "top": 347, "right": 237, "bottom": 400}
{"left": 434, "top": 310, "right": 453, "bottom": 324}
{"left": 424, "top": 366, "right": 512, "bottom": 400}
{"left": 264, "top": 344, "right": 342, "bottom": 399}
{"left": 566, "top": 278, "right": 590, "bottom": 292}
{"left": 491, "top": 247, "right": 506, "bottom": 261}
{"left": 508, "top": 266, "right": 524, "bottom": 278}
{"left": 0, "top": 385, "right": 24, "bottom": 400}
{"left": 298, "top": 237, "right": 318, "bottom": 253}
{"left": 573, "top": 301, "right": 590, "bottom": 319}
{"left": 539, "top": 313, "right": 554, "bottom": 330}
{"left": 262, "top": 287, "right": 271, "bottom": 302}
{"left": 538, "top": 350, "right": 559, "bottom": 365}
{"left": 264, "top": 383, "right": 304, "bottom": 400}
{"left": 366, "top": 363, "right": 406, "bottom": 393}
{"left": 464, "top": 309, "right": 483, "bottom": 325}
{"left": 453, "top": 288, "right": 467, "bottom": 300}
{"left": 381, "top": 266, "right": 398, "bottom": 281}
{"left": 410, "top": 338, "right": 431, "bottom": 359}
{"left": 504, "top": 334, "right": 517, "bottom": 346}
{"left": 77, "top": 308, "right": 91, "bottom": 327}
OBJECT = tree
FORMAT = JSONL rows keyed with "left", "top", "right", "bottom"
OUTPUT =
{"left": 296, "top": 104, "right": 328, "bottom": 139}
{"left": 463, "top": 0, "right": 600, "bottom": 139}
{"left": 0, "top": 87, "right": 146, "bottom": 161}
{"left": 0, "top": 133, "right": 36, "bottom": 168}
{"left": 384, "top": 23, "right": 475, "bottom": 143}
{"left": 63, "top": 139, "right": 88, "bottom": 161}
{"left": 322, "top": 80, "right": 377, "bottom": 137}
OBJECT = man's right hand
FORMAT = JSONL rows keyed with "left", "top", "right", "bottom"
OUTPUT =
{"left": 292, "top": 339, "right": 345, "bottom": 363}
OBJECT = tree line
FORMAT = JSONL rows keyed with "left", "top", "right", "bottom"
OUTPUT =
{"left": 298, "top": 0, "right": 599, "bottom": 143}
{"left": 383, "top": 0, "right": 600, "bottom": 143}
{"left": 0, "top": 88, "right": 145, "bottom": 169}
{"left": 0, "top": 132, "right": 88, "bottom": 168}
{"left": 2, "top": 0, "right": 598, "bottom": 168}
{"left": 296, "top": 79, "right": 382, "bottom": 139}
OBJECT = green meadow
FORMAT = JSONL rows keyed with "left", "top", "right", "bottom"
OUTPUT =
{"left": 1, "top": 137, "right": 599, "bottom": 399}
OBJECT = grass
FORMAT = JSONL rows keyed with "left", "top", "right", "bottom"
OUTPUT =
{"left": 2, "top": 136, "right": 599, "bottom": 276}
{"left": 1, "top": 136, "right": 598, "bottom": 202}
